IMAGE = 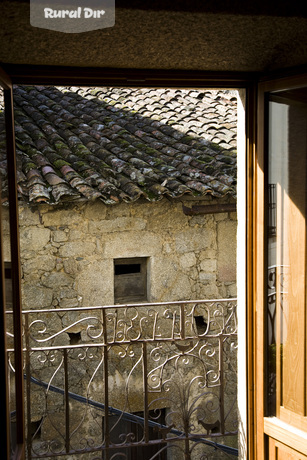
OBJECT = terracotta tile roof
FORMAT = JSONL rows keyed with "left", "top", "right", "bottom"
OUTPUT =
{"left": 0, "top": 86, "right": 237, "bottom": 205}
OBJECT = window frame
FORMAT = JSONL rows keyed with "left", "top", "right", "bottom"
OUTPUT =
{"left": 254, "top": 73, "right": 307, "bottom": 460}
{"left": 0, "top": 64, "right": 260, "bottom": 460}
{"left": 0, "top": 68, "right": 25, "bottom": 460}
{"left": 114, "top": 257, "right": 149, "bottom": 303}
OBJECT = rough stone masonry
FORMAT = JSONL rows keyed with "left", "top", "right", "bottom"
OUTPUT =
{"left": 2, "top": 197, "right": 237, "bottom": 310}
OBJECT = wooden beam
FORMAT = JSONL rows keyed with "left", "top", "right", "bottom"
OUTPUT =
{"left": 182, "top": 203, "right": 236, "bottom": 215}
{"left": 2, "top": 64, "right": 254, "bottom": 87}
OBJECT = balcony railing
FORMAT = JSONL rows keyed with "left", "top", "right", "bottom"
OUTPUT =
{"left": 7, "top": 298, "right": 238, "bottom": 460}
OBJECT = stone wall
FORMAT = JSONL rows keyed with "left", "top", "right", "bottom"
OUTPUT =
{"left": 3, "top": 196, "right": 237, "bottom": 459}
{"left": 3, "top": 196, "right": 237, "bottom": 309}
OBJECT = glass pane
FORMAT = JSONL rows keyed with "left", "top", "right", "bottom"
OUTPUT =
{"left": 267, "top": 88, "right": 307, "bottom": 417}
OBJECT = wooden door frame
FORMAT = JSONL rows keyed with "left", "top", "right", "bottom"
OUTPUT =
{"left": 252, "top": 73, "right": 307, "bottom": 460}
{"left": 0, "top": 65, "right": 256, "bottom": 460}
{"left": 2, "top": 63, "right": 307, "bottom": 460}
{"left": 0, "top": 67, "right": 25, "bottom": 460}
{"left": 0, "top": 67, "right": 13, "bottom": 460}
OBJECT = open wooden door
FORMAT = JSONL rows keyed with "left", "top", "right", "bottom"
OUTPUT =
{"left": 253, "top": 73, "right": 307, "bottom": 459}
{"left": 0, "top": 68, "right": 25, "bottom": 459}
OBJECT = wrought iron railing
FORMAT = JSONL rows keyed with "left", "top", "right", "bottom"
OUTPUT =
{"left": 7, "top": 298, "right": 238, "bottom": 460}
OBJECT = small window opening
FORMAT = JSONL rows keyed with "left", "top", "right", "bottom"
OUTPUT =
{"left": 114, "top": 257, "right": 148, "bottom": 303}
{"left": 68, "top": 331, "right": 82, "bottom": 345}
{"left": 194, "top": 315, "right": 208, "bottom": 335}
{"left": 108, "top": 409, "right": 166, "bottom": 459}
{"left": 4, "top": 262, "right": 12, "bottom": 307}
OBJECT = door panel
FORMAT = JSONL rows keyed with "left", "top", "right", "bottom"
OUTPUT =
{"left": 269, "top": 439, "right": 307, "bottom": 460}
{"left": 255, "top": 74, "right": 307, "bottom": 459}
{"left": 267, "top": 91, "right": 307, "bottom": 423}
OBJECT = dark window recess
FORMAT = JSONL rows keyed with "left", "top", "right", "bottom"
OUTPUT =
{"left": 4, "top": 261, "right": 12, "bottom": 308}
{"left": 4, "top": 263, "right": 11, "bottom": 280}
{"left": 115, "top": 264, "right": 141, "bottom": 275}
{"left": 114, "top": 257, "right": 148, "bottom": 303}
{"left": 194, "top": 316, "right": 208, "bottom": 335}
{"left": 68, "top": 331, "right": 82, "bottom": 345}
{"left": 108, "top": 409, "right": 167, "bottom": 460}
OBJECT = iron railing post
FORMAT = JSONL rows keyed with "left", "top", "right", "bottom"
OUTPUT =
{"left": 102, "top": 308, "right": 109, "bottom": 460}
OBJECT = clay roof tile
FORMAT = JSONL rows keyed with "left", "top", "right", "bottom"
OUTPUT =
{"left": 0, "top": 86, "right": 237, "bottom": 205}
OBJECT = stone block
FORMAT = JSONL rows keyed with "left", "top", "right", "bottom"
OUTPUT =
{"left": 69, "top": 229, "right": 87, "bottom": 240}
{"left": 59, "top": 298, "right": 79, "bottom": 308}
{"left": 104, "top": 231, "right": 160, "bottom": 258}
{"left": 199, "top": 272, "right": 216, "bottom": 282}
{"left": 63, "top": 258, "right": 79, "bottom": 275}
{"left": 22, "top": 285, "right": 53, "bottom": 309}
{"left": 202, "top": 284, "right": 219, "bottom": 298}
{"left": 148, "top": 205, "right": 189, "bottom": 231}
{"left": 41, "top": 272, "right": 74, "bottom": 289}
{"left": 22, "top": 255, "right": 56, "bottom": 274}
{"left": 189, "top": 214, "right": 215, "bottom": 228}
{"left": 18, "top": 205, "right": 42, "bottom": 226}
{"left": 227, "top": 283, "right": 237, "bottom": 297}
{"left": 89, "top": 216, "right": 146, "bottom": 234}
{"left": 200, "top": 259, "right": 217, "bottom": 272}
{"left": 58, "top": 241, "right": 96, "bottom": 258}
{"left": 175, "top": 227, "right": 216, "bottom": 254}
{"left": 84, "top": 200, "right": 107, "bottom": 220}
{"left": 179, "top": 252, "right": 197, "bottom": 269}
{"left": 199, "top": 249, "right": 216, "bottom": 260}
{"left": 75, "top": 260, "right": 113, "bottom": 306}
{"left": 22, "top": 272, "right": 41, "bottom": 283}
{"left": 20, "top": 227, "right": 51, "bottom": 252}
{"left": 57, "top": 287, "right": 78, "bottom": 301}
{"left": 41, "top": 207, "right": 83, "bottom": 227}
{"left": 52, "top": 230, "right": 68, "bottom": 243}
{"left": 151, "top": 257, "right": 191, "bottom": 302}
{"left": 217, "top": 220, "right": 237, "bottom": 282}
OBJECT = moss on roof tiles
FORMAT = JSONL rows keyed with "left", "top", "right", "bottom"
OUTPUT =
{"left": 53, "top": 159, "right": 70, "bottom": 169}
{"left": 0, "top": 86, "right": 237, "bottom": 205}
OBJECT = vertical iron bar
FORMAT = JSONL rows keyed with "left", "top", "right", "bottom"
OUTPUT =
{"left": 4, "top": 87, "right": 25, "bottom": 452}
{"left": 25, "top": 314, "right": 32, "bottom": 460}
{"left": 219, "top": 335, "right": 225, "bottom": 434}
{"left": 152, "top": 311, "right": 158, "bottom": 340}
{"left": 142, "top": 342, "right": 149, "bottom": 444}
{"left": 172, "top": 312, "right": 176, "bottom": 340}
{"left": 64, "top": 349, "right": 70, "bottom": 453}
{"left": 180, "top": 304, "right": 185, "bottom": 340}
{"left": 102, "top": 308, "right": 109, "bottom": 460}
{"left": 181, "top": 303, "right": 189, "bottom": 460}
{"left": 112, "top": 309, "right": 117, "bottom": 343}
